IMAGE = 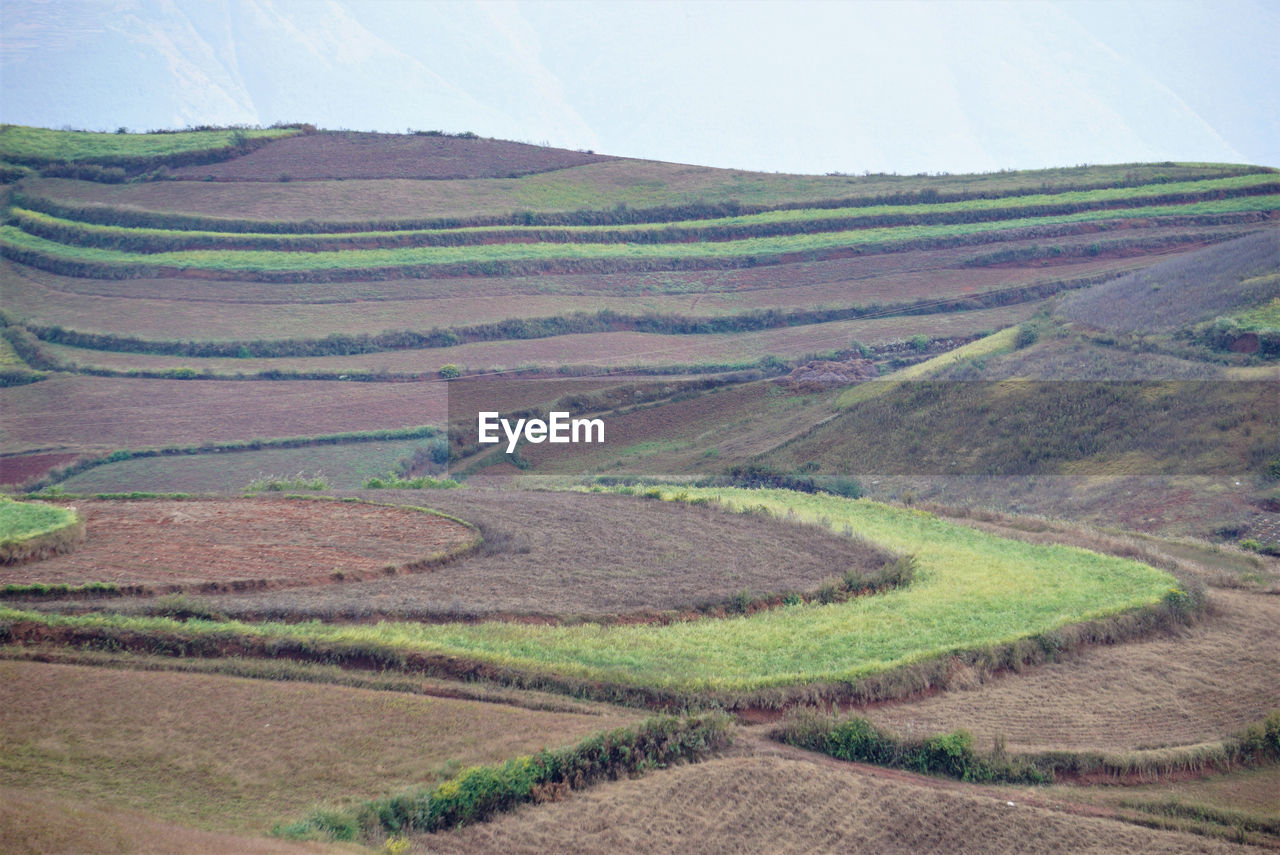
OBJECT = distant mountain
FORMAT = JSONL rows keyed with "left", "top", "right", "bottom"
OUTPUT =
{"left": 2, "top": 0, "right": 1275, "bottom": 174}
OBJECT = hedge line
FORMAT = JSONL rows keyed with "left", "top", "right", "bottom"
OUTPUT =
{"left": 274, "top": 714, "right": 732, "bottom": 841}
{"left": 13, "top": 181, "right": 1279, "bottom": 253}
{"left": 775, "top": 709, "right": 1280, "bottom": 785}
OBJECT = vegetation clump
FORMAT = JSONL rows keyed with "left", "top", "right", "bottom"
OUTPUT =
{"left": 275, "top": 714, "right": 732, "bottom": 841}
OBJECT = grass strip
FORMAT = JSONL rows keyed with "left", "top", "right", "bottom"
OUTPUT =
{"left": 273, "top": 713, "right": 732, "bottom": 842}
{"left": 2, "top": 196, "right": 1277, "bottom": 280}
{"left": 0, "top": 489, "right": 1187, "bottom": 708}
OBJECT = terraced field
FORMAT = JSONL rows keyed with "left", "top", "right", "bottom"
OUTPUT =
{"left": 4, "top": 129, "right": 1279, "bottom": 852}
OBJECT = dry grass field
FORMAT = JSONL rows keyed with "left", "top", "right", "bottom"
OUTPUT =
{"left": 423, "top": 754, "right": 1259, "bottom": 854}
{"left": 1, "top": 498, "right": 475, "bottom": 590}
{"left": 863, "top": 589, "right": 1280, "bottom": 752}
{"left": 0, "top": 660, "right": 638, "bottom": 838}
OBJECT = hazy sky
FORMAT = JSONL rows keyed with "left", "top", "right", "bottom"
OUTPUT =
{"left": 2, "top": 0, "right": 1276, "bottom": 174}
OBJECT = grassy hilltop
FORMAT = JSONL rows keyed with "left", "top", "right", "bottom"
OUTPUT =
{"left": 1, "top": 126, "right": 1277, "bottom": 852}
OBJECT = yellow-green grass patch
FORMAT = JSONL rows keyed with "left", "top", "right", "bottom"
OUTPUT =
{"left": 0, "top": 489, "right": 1178, "bottom": 699}
{"left": 1231, "top": 295, "right": 1280, "bottom": 330}
{"left": 837, "top": 326, "right": 1018, "bottom": 406}
{"left": 0, "top": 497, "right": 77, "bottom": 542}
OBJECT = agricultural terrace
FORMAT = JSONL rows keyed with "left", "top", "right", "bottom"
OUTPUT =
{"left": 84, "top": 490, "right": 898, "bottom": 620}
{"left": 425, "top": 755, "right": 1255, "bottom": 855}
{"left": 10, "top": 174, "right": 1279, "bottom": 251}
{"left": 0, "top": 490, "right": 1181, "bottom": 705}
{"left": 0, "top": 246, "right": 1185, "bottom": 343}
{"left": 863, "top": 588, "right": 1280, "bottom": 752}
{"left": 0, "top": 659, "right": 637, "bottom": 834}
{"left": 3, "top": 197, "right": 1277, "bottom": 280}
{"left": 0, "top": 498, "right": 477, "bottom": 591}
{"left": 15, "top": 161, "right": 1269, "bottom": 224}
{"left": 0, "top": 376, "right": 447, "bottom": 456}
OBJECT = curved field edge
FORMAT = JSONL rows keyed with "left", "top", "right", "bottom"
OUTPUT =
{"left": 0, "top": 498, "right": 83, "bottom": 564}
{"left": 2, "top": 196, "right": 1277, "bottom": 279}
{"left": 0, "top": 490, "right": 1189, "bottom": 708}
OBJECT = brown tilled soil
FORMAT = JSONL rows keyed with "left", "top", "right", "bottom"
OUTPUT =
{"left": 169, "top": 131, "right": 614, "bottom": 181}
{"left": 862, "top": 589, "right": 1280, "bottom": 752}
{"left": 1, "top": 498, "right": 474, "bottom": 590}
{"left": 191, "top": 489, "right": 895, "bottom": 619}
{"left": 0, "top": 660, "right": 637, "bottom": 839}
{"left": 422, "top": 754, "right": 1259, "bottom": 854}
{"left": 0, "top": 790, "right": 343, "bottom": 855}
{"left": 0, "top": 375, "right": 448, "bottom": 456}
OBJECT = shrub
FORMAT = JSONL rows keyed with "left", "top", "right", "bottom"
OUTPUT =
{"left": 438, "top": 364, "right": 462, "bottom": 379}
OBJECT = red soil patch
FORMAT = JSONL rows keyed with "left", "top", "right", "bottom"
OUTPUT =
{"left": 0, "top": 375, "right": 447, "bottom": 456}
{"left": 0, "top": 453, "right": 81, "bottom": 486}
{"left": 170, "top": 132, "right": 613, "bottom": 182}
{"left": 1, "top": 498, "right": 475, "bottom": 591}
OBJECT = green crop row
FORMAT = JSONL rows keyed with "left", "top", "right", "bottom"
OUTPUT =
{"left": 2, "top": 196, "right": 1277, "bottom": 281}
{"left": 0, "top": 489, "right": 1185, "bottom": 706}
{"left": 10, "top": 174, "right": 1278, "bottom": 252}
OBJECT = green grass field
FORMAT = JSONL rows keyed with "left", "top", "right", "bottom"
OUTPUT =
{"left": 0, "top": 489, "right": 1179, "bottom": 698}
{"left": 0, "top": 125, "right": 298, "bottom": 162}
{"left": 0, "top": 498, "right": 77, "bottom": 542}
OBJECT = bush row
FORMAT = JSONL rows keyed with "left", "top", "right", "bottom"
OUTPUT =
{"left": 773, "top": 709, "right": 1280, "bottom": 785}
{"left": 775, "top": 711, "right": 1048, "bottom": 783}
{"left": 275, "top": 714, "right": 733, "bottom": 841}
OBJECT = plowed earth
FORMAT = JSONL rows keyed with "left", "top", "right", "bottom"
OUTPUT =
{"left": 1, "top": 499, "right": 475, "bottom": 590}
{"left": 168, "top": 131, "right": 614, "bottom": 181}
